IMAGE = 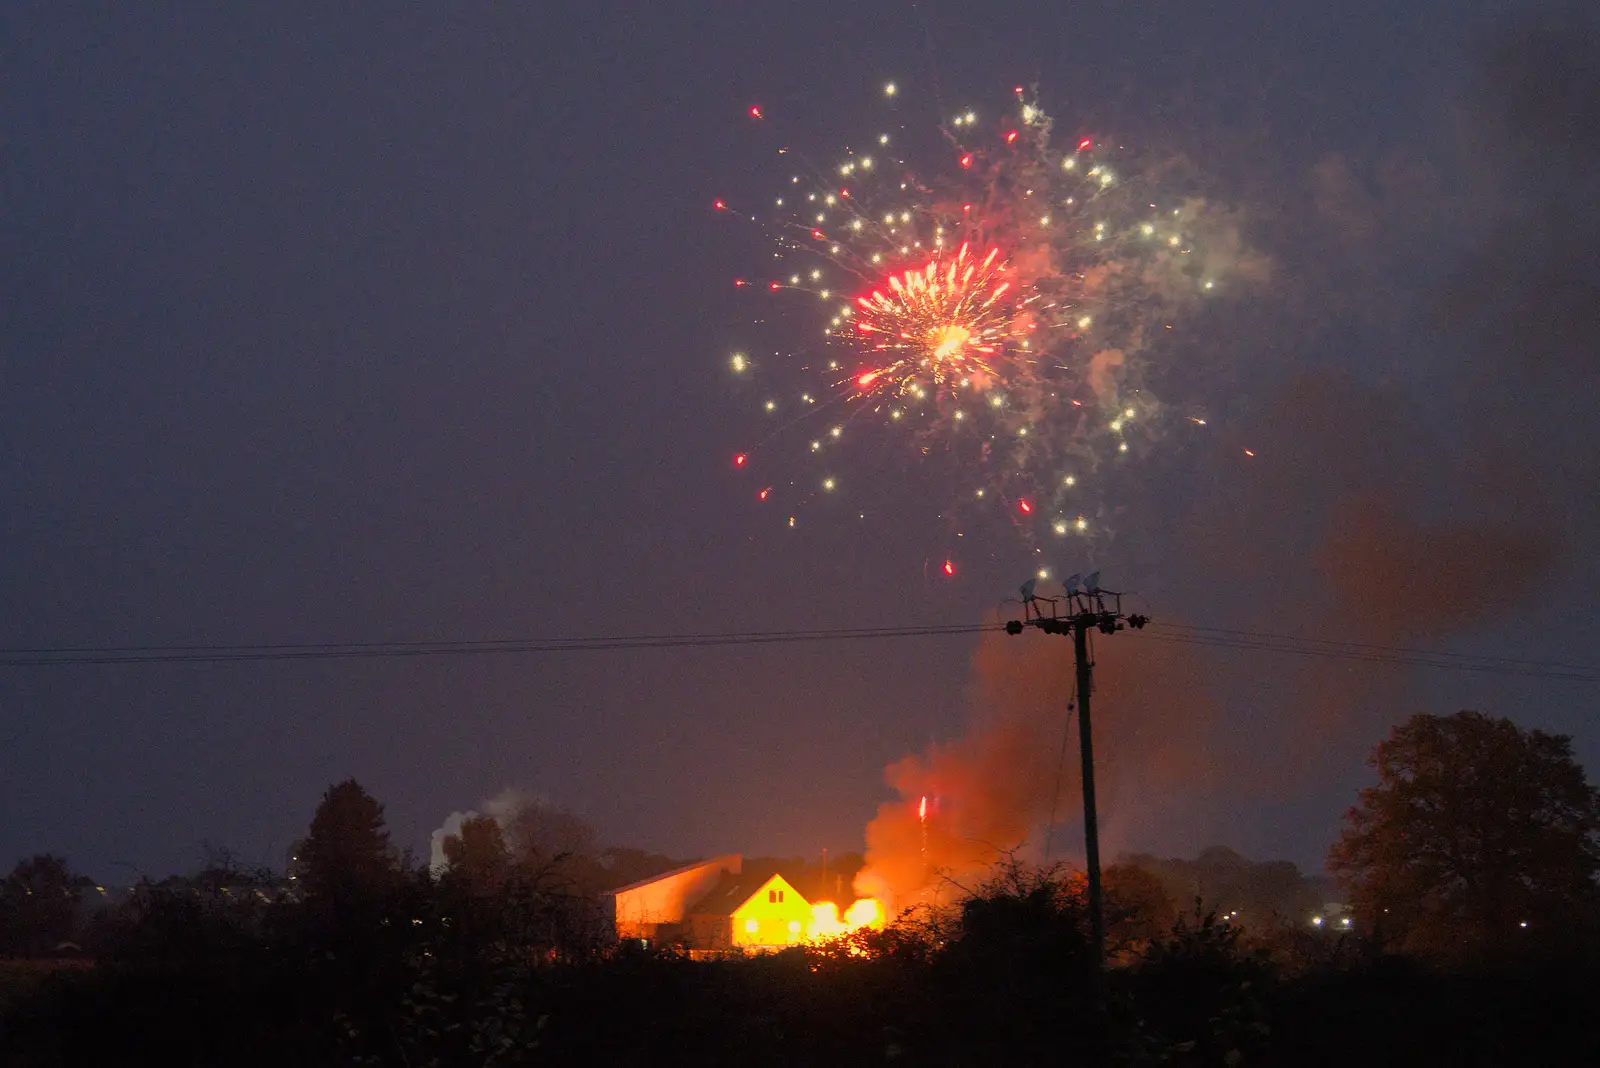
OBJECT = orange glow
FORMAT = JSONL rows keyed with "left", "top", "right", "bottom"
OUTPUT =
{"left": 918, "top": 795, "right": 928, "bottom": 821}
{"left": 807, "top": 897, "right": 886, "bottom": 941}
{"left": 857, "top": 370, "right": 881, "bottom": 388}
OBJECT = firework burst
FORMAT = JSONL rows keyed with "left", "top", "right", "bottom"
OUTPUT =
{"left": 719, "top": 84, "right": 1238, "bottom": 556}
{"left": 850, "top": 242, "right": 1011, "bottom": 399}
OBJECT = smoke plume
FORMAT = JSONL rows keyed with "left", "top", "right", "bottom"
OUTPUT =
{"left": 856, "top": 627, "right": 1221, "bottom": 908}
{"left": 860, "top": 19, "right": 1600, "bottom": 892}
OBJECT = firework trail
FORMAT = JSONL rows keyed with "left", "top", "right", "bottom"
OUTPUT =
{"left": 718, "top": 83, "right": 1240, "bottom": 562}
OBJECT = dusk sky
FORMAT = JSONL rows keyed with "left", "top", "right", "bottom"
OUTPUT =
{"left": 4, "top": 1, "right": 1597, "bottom": 882}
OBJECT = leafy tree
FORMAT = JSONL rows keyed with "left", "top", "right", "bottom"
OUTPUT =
{"left": 1104, "top": 862, "right": 1177, "bottom": 946}
{"left": 0, "top": 854, "right": 90, "bottom": 956}
{"left": 441, "top": 815, "right": 511, "bottom": 896}
{"left": 1329, "top": 710, "right": 1600, "bottom": 958}
{"left": 597, "top": 846, "right": 688, "bottom": 890}
{"left": 298, "top": 779, "right": 396, "bottom": 903}
{"left": 1120, "top": 846, "right": 1322, "bottom": 928}
{"left": 500, "top": 797, "right": 599, "bottom": 891}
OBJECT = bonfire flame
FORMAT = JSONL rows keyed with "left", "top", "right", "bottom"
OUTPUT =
{"left": 808, "top": 897, "right": 886, "bottom": 941}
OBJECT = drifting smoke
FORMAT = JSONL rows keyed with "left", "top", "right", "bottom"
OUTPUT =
{"left": 858, "top": 18, "right": 1600, "bottom": 889}
{"left": 428, "top": 788, "right": 571, "bottom": 873}
{"left": 856, "top": 627, "right": 1221, "bottom": 909}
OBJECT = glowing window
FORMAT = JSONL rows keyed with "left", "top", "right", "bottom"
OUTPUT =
{"left": 768, "top": 889, "right": 777, "bottom": 903}
{"left": 778, "top": 890, "right": 784, "bottom": 902}
{"left": 744, "top": 919, "right": 759, "bottom": 933}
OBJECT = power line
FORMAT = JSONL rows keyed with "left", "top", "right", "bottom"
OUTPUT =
{"left": 0, "top": 623, "right": 992, "bottom": 666}
{"left": 1160, "top": 622, "right": 1594, "bottom": 674}
{"left": 0, "top": 621, "right": 1592, "bottom": 682}
{"left": 1142, "top": 630, "right": 1597, "bottom": 683}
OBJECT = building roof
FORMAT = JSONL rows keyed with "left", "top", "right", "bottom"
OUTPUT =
{"left": 687, "top": 872, "right": 804, "bottom": 917}
{"left": 605, "top": 854, "right": 740, "bottom": 896}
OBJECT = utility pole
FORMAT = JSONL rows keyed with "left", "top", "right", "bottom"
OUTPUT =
{"left": 1006, "top": 571, "right": 1147, "bottom": 970}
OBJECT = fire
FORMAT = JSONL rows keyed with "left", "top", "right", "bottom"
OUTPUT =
{"left": 807, "top": 897, "right": 886, "bottom": 941}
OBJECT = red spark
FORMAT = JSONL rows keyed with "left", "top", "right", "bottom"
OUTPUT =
{"left": 942, "top": 560, "right": 956, "bottom": 576}
{"left": 734, "top": 278, "right": 746, "bottom": 287}
{"left": 1243, "top": 448, "right": 1256, "bottom": 457}
{"left": 713, "top": 199, "right": 726, "bottom": 210}
{"left": 812, "top": 229, "right": 824, "bottom": 239}
{"left": 959, "top": 154, "right": 973, "bottom": 168}
{"left": 840, "top": 188, "right": 850, "bottom": 197}
{"left": 733, "top": 453, "right": 747, "bottom": 467}
{"left": 1014, "top": 86, "right": 1024, "bottom": 95}
{"left": 758, "top": 487, "right": 770, "bottom": 500}
{"left": 1077, "top": 137, "right": 1092, "bottom": 151}
{"left": 1005, "top": 130, "right": 1018, "bottom": 143}
{"left": 749, "top": 105, "right": 763, "bottom": 119}
{"left": 1018, "top": 498, "right": 1033, "bottom": 514}
{"left": 769, "top": 282, "right": 781, "bottom": 290}
{"left": 857, "top": 370, "right": 881, "bottom": 388}
{"left": 962, "top": 203, "right": 972, "bottom": 213}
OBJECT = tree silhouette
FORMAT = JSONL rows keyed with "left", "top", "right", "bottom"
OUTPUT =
{"left": 0, "top": 854, "right": 90, "bottom": 956}
{"left": 298, "top": 779, "right": 396, "bottom": 904}
{"left": 1329, "top": 711, "right": 1600, "bottom": 958}
{"left": 441, "top": 815, "right": 510, "bottom": 897}
{"left": 1104, "top": 863, "right": 1177, "bottom": 946}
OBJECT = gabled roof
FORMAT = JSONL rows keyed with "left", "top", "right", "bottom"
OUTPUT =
{"left": 687, "top": 872, "right": 805, "bottom": 917}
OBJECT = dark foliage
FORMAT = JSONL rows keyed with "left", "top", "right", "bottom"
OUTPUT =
{"left": 0, "top": 854, "right": 91, "bottom": 957}
{"left": 1329, "top": 711, "right": 1600, "bottom": 961}
{"left": 7, "top": 757, "right": 1600, "bottom": 1066}
{"left": 299, "top": 779, "right": 398, "bottom": 905}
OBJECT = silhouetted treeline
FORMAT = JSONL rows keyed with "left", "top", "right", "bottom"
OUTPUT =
{"left": 4, "top": 709, "right": 1599, "bottom": 1064}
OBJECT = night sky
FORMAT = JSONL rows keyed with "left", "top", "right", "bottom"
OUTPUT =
{"left": 4, "top": 1, "right": 1597, "bottom": 881}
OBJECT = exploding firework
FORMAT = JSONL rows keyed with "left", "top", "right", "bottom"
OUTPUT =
{"left": 719, "top": 84, "right": 1238, "bottom": 552}
{"left": 851, "top": 242, "right": 1012, "bottom": 398}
